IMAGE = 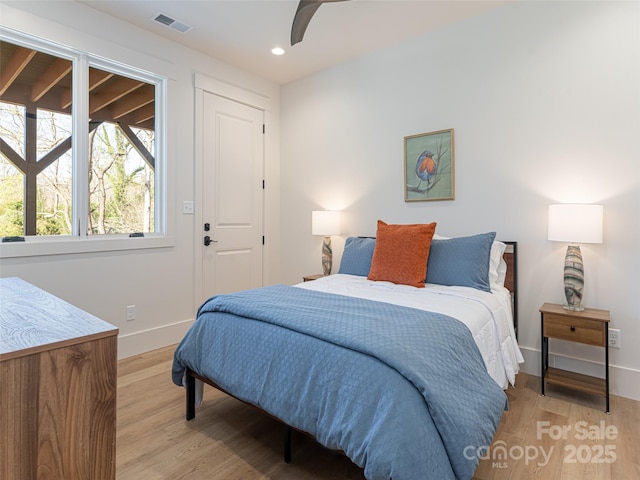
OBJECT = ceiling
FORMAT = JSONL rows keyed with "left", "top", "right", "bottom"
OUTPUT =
{"left": 76, "top": 0, "right": 509, "bottom": 85}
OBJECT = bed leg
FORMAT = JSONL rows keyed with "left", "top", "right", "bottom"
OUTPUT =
{"left": 186, "top": 371, "right": 196, "bottom": 421}
{"left": 284, "top": 425, "right": 292, "bottom": 463}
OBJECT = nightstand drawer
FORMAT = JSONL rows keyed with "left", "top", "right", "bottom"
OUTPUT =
{"left": 543, "top": 313, "right": 605, "bottom": 346}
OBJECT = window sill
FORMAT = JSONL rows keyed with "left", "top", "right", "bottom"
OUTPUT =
{"left": 0, "top": 235, "right": 175, "bottom": 259}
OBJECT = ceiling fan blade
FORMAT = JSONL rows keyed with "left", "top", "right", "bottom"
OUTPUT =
{"left": 291, "top": 0, "right": 350, "bottom": 46}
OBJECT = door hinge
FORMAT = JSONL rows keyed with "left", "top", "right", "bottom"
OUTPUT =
{"left": 262, "top": 236, "right": 265, "bottom": 245}
{"left": 262, "top": 124, "right": 265, "bottom": 134}
{"left": 262, "top": 180, "right": 265, "bottom": 189}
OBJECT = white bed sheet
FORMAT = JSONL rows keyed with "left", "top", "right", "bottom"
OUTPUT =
{"left": 295, "top": 274, "right": 524, "bottom": 389}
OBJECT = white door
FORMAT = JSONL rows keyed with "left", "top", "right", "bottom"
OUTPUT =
{"left": 202, "top": 92, "right": 264, "bottom": 298}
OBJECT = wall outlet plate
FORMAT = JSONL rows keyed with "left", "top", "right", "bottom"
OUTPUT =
{"left": 608, "top": 328, "right": 621, "bottom": 349}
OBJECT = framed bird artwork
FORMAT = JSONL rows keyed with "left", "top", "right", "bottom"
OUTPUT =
{"left": 404, "top": 128, "right": 455, "bottom": 202}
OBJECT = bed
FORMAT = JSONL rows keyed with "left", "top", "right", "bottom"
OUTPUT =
{"left": 172, "top": 227, "right": 523, "bottom": 480}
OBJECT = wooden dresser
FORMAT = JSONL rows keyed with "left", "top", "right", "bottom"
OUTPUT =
{"left": 1, "top": 277, "right": 119, "bottom": 480}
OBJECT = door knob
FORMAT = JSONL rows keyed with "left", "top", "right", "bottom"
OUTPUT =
{"left": 204, "top": 236, "right": 218, "bottom": 246}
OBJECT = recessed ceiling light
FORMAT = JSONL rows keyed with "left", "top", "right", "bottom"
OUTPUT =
{"left": 271, "top": 47, "right": 285, "bottom": 56}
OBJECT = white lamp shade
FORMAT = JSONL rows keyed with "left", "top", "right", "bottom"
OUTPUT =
{"left": 548, "top": 204, "right": 603, "bottom": 244}
{"left": 312, "top": 210, "right": 341, "bottom": 236}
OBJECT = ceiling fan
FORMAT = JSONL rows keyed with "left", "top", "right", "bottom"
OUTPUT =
{"left": 291, "top": 0, "right": 351, "bottom": 46}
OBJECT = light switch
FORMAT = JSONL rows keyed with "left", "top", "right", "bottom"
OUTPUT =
{"left": 183, "top": 201, "right": 194, "bottom": 214}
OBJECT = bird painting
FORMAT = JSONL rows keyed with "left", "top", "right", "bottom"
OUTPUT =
{"left": 415, "top": 150, "right": 437, "bottom": 189}
{"left": 405, "top": 129, "right": 454, "bottom": 201}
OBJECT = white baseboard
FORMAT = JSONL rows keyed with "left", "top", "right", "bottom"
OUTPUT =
{"left": 518, "top": 346, "right": 640, "bottom": 401}
{"left": 117, "top": 318, "right": 195, "bottom": 360}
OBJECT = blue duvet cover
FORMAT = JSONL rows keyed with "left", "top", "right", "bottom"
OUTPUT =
{"left": 172, "top": 285, "right": 507, "bottom": 480}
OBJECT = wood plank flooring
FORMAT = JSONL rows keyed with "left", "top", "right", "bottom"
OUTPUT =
{"left": 116, "top": 345, "right": 640, "bottom": 480}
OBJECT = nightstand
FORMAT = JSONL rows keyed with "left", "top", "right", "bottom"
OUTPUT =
{"left": 303, "top": 274, "right": 324, "bottom": 282}
{"left": 540, "top": 302, "right": 610, "bottom": 413}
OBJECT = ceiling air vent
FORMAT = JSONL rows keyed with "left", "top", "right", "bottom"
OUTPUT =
{"left": 152, "top": 12, "right": 193, "bottom": 34}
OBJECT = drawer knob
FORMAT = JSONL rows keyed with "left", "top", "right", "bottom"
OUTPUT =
{"left": 570, "top": 325, "right": 576, "bottom": 332}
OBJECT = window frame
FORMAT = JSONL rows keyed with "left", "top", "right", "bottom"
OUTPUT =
{"left": 0, "top": 28, "right": 171, "bottom": 259}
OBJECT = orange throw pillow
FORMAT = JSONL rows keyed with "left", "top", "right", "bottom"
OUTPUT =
{"left": 368, "top": 220, "right": 437, "bottom": 288}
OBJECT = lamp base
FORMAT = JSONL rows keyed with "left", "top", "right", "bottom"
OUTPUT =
{"left": 321, "top": 236, "right": 332, "bottom": 276}
{"left": 562, "top": 304, "right": 585, "bottom": 312}
{"left": 563, "top": 244, "right": 584, "bottom": 311}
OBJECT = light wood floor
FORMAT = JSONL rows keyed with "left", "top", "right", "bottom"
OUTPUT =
{"left": 116, "top": 345, "right": 640, "bottom": 480}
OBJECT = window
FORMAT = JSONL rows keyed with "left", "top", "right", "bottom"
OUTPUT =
{"left": 86, "top": 66, "right": 156, "bottom": 235}
{"left": 0, "top": 33, "right": 164, "bottom": 243}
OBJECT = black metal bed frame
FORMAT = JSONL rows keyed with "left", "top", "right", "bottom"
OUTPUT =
{"left": 186, "top": 368, "right": 295, "bottom": 462}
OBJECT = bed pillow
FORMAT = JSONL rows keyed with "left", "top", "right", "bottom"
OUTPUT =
{"left": 426, "top": 232, "right": 496, "bottom": 292}
{"left": 434, "top": 233, "right": 507, "bottom": 290}
{"left": 338, "top": 237, "right": 376, "bottom": 276}
{"left": 368, "top": 220, "right": 437, "bottom": 288}
{"left": 489, "top": 240, "right": 507, "bottom": 289}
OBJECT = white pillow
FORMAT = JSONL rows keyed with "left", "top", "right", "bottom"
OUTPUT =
{"left": 490, "top": 240, "right": 507, "bottom": 289}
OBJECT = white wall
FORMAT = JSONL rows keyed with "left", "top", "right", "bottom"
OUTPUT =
{"left": 0, "top": 1, "right": 281, "bottom": 358}
{"left": 280, "top": 1, "right": 640, "bottom": 400}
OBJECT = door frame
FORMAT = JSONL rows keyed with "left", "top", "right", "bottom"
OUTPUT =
{"left": 193, "top": 74, "right": 272, "bottom": 309}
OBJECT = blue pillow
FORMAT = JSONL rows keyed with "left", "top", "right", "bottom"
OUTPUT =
{"left": 338, "top": 237, "right": 376, "bottom": 276}
{"left": 426, "top": 232, "right": 496, "bottom": 292}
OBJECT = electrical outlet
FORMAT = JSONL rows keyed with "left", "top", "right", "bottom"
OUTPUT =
{"left": 608, "top": 328, "right": 621, "bottom": 349}
{"left": 126, "top": 305, "right": 136, "bottom": 321}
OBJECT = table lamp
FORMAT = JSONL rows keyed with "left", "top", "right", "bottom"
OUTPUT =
{"left": 548, "top": 204, "right": 603, "bottom": 311}
{"left": 312, "top": 210, "right": 341, "bottom": 276}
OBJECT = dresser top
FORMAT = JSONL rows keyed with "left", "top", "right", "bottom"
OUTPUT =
{"left": 0, "top": 277, "right": 118, "bottom": 360}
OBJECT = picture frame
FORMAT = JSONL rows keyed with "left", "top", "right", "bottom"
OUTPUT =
{"left": 404, "top": 128, "right": 455, "bottom": 202}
